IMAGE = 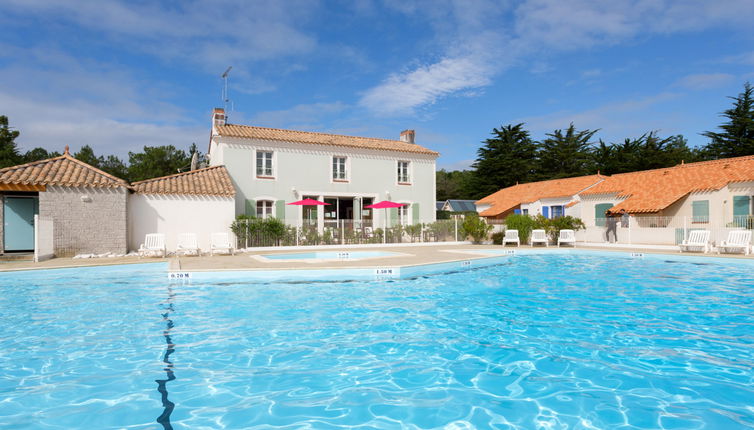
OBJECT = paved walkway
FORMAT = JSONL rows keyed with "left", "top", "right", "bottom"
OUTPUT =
{"left": 0, "top": 243, "right": 751, "bottom": 273}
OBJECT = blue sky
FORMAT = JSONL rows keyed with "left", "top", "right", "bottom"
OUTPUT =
{"left": 1, "top": 0, "right": 753, "bottom": 170}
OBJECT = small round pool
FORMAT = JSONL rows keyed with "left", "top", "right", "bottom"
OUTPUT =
{"left": 258, "top": 250, "right": 402, "bottom": 261}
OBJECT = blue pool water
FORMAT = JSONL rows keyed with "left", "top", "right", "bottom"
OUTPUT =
{"left": 1, "top": 254, "right": 754, "bottom": 429}
{"left": 260, "top": 250, "right": 400, "bottom": 260}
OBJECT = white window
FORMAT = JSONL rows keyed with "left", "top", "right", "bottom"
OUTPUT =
{"left": 398, "top": 205, "right": 409, "bottom": 225}
{"left": 332, "top": 156, "right": 347, "bottom": 181}
{"left": 397, "top": 161, "right": 410, "bottom": 183}
{"left": 256, "top": 151, "right": 273, "bottom": 177}
{"left": 256, "top": 200, "right": 273, "bottom": 219}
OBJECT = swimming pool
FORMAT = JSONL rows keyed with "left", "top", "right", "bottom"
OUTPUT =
{"left": 1, "top": 253, "right": 753, "bottom": 428}
{"left": 256, "top": 250, "right": 403, "bottom": 261}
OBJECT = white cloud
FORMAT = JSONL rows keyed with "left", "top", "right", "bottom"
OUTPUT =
{"left": 359, "top": 0, "right": 754, "bottom": 116}
{"left": 675, "top": 73, "right": 735, "bottom": 90}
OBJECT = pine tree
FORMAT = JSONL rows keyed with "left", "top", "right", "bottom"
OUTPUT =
{"left": 0, "top": 116, "right": 22, "bottom": 168}
{"left": 469, "top": 124, "right": 538, "bottom": 199}
{"left": 537, "top": 123, "right": 598, "bottom": 179}
{"left": 702, "top": 82, "right": 754, "bottom": 158}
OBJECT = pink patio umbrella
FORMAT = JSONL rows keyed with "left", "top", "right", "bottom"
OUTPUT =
{"left": 365, "top": 200, "right": 406, "bottom": 243}
{"left": 287, "top": 198, "right": 330, "bottom": 245}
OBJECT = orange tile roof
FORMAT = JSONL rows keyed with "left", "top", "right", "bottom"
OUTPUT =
{"left": 216, "top": 124, "right": 439, "bottom": 156}
{"left": 476, "top": 175, "right": 605, "bottom": 217}
{"left": 131, "top": 165, "right": 235, "bottom": 196}
{"left": 0, "top": 151, "right": 128, "bottom": 188}
{"left": 582, "top": 155, "right": 754, "bottom": 213}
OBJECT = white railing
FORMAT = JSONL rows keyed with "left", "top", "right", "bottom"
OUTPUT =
{"left": 579, "top": 215, "right": 753, "bottom": 247}
{"left": 230, "top": 218, "right": 462, "bottom": 248}
{"left": 34, "top": 215, "right": 54, "bottom": 262}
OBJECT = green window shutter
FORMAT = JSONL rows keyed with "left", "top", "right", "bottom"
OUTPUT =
{"left": 390, "top": 207, "right": 398, "bottom": 227}
{"left": 595, "top": 203, "right": 612, "bottom": 227}
{"left": 691, "top": 200, "right": 709, "bottom": 222}
{"left": 412, "top": 202, "right": 420, "bottom": 224}
{"left": 245, "top": 199, "right": 256, "bottom": 217}
{"left": 733, "top": 196, "right": 751, "bottom": 217}
{"left": 275, "top": 200, "right": 285, "bottom": 220}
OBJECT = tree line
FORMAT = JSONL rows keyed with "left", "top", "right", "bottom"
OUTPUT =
{"left": 439, "top": 82, "right": 754, "bottom": 200}
{"left": 0, "top": 115, "right": 202, "bottom": 183}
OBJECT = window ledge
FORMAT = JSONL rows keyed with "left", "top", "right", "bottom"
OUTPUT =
{"left": 256, "top": 175, "right": 276, "bottom": 180}
{"left": 333, "top": 179, "right": 349, "bottom": 183}
{"left": 398, "top": 182, "right": 412, "bottom": 186}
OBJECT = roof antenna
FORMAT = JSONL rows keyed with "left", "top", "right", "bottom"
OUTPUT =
{"left": 221, "top": 66, "right": 233, "bottom": 119}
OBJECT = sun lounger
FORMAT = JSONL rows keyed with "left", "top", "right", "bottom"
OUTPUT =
{"left": 679, "top": 230, "right": 710, "bottom": 253}
{"left": 138, "top": 233, "right": 166, "bottom": 258}
{"left": 502, "top": 229, "right": 520, "bottom": 247}
{"left": 557, "top": 229, "right": 576, "bottom": 247}
{"left": 210, "top": 232, "right": 234, "bottom": 256}
{"left": 176, "top": 233, "right": 200, "bottom": 256}
{"left": 718, "top": 230, "right": 751, "bottom": 255}
{"left": 531, "top": 229, "right": 548, "bottom": 247}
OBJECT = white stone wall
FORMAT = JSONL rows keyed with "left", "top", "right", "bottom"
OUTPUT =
{"left": 209, "top": 137, "right": 438, "bottom": 225}
{"left": 128, "top": 194, "right": 236, "bottom": 252}
{"left": 39, "top": 186, "right": 128, "bottom": 256}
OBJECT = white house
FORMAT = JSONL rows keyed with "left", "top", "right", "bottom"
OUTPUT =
{"left": 207, "top": 108, "right": 439, "bottom": 231}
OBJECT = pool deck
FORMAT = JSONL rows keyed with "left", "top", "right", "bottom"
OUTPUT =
{"left": 0, "top": 242, "right": 751, "bottom": 273}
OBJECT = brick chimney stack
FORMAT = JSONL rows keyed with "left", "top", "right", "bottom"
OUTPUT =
{"left": 212, "top": 108, "right": 226, "bottom": 128}
{"left": 399, "top": 129, "right": 415, "bottom": 144}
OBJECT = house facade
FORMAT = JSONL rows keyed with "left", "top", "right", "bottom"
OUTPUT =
{"left": 579, "top": 156, "right": 754, "bottom": 228}
{"left": 207, "top": 108, "right": 439, "bottom": 230}
{"left": 475, "top": 175, "right": 605, "bottom": 220}
{"left": 0, "top": 148, "right": 129, "bottom": 256}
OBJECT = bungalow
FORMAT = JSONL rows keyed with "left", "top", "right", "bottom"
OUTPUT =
{"left": 207, "top": 108, "right": 439, "bottom": 231}
{"left": 579, "top": 155, "right": 754, "bottom": 228}
{"left": 0, "top": 147, "right": 129, "bottom": 256}
{"left": 475, "top": 175, "right": 605, "bottom": 220}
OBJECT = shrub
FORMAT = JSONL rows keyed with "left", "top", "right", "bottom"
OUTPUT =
{"left": 504, "top": 214, "right": 536, "bottom": 244}
{"left": 404, "top": 223, "right": 423, "bottom": 242}
{"left": 547, "top": 216, "right": 586, "bottom": 241}
{"left": 491, "top": 231, "right": 505, "bottom": 245}
{"left": 230, "top": 215, "right": 288, "bottom": 247}
{"left": 461, "top": 215, "right": 493, "bottom": 244}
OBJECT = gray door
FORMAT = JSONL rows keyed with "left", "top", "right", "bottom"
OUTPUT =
{"left": 4, "top": 197, "right": 37, "bottom": 251}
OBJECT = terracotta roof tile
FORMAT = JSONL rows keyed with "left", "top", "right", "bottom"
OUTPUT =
{"left": 131, "top": 165, "right": 235, "bottom": 197}
{"left": 216, "top": 124, "right": 439, "bottom": 156}
{"left": 0, "top": 153, "right": 128, "bottom": 188}
{"left": 582, "top": 155, "right": 754, "bottom": 213}
{"left": 476, "top": 175, "right": 605, "bottom": 217}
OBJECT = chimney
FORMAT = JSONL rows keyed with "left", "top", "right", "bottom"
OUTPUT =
{"left": 400, "top": 129, "right": 415, "bottom": 144}
{"left": 212, "top": 107, "right": 226, "bottom": 128}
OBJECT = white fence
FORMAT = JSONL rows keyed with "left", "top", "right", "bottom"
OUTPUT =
{"left": 231, "top": 218, "right": 462, "bottom": 248}
{"left": 34, "top": 215, "right": 54, "bottom": 262}
{"left": 579, "top": 215, "right": 753, "bottom": 247}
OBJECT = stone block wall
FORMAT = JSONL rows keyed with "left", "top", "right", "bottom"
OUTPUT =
{"left": 39, "top": 186, "right": 128, "bottom": 256}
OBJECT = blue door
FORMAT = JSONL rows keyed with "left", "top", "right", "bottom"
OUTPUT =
{"left": 4, "top": 197, "right": 37, "bottom": 251}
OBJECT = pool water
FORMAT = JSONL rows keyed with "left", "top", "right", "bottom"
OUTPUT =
{"left": 1, "top": 254, "right": 753, "bottom": 429}
{"left": 260, "top": 250, "right": 401, "bottom": 260}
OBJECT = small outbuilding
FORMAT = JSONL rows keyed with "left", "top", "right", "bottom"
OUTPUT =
{"left": 0, "top": 147, "right": 129, "bottom": 257}
{"left": 129, "top": 166, "right": 236, "bottom": 252}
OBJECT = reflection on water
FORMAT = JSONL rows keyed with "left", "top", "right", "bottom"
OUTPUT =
{"left": 155, "top": 285, "right": 176, "bottom": 430}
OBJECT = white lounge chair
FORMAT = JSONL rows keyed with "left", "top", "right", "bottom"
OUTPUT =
{"left": 531, "top": 229, "right": 548, "bottom": 247}
{"left": 210, "top": 232, "right": 234, "bottom": 256}
{"left": 502, "top": 229, "right": 520, "bottom": 247}
{"left": 679, "top": 230, "right": 711, "bottom": 253}
{"left": 139, "top": 233, "right": 166, "bottom": 258}
{"left": 718, "top": 230, "right": 752, "bottom": 255}
{"left": 176, "top": 233, "right": 200, "bottom": 256}
{"left": 557, "top": 229, "right": 576, "bottom": 247}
